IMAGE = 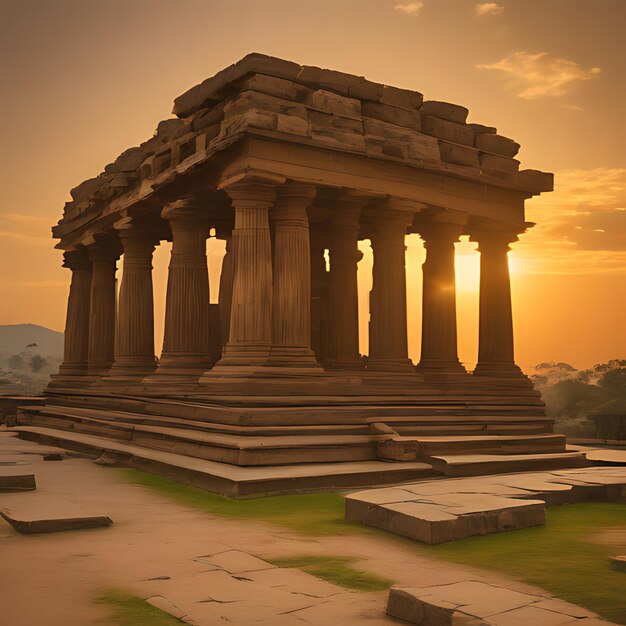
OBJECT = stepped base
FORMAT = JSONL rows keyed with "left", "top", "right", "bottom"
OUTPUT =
{"left": 10, "top": 426, "right": 434, "bottom": 497}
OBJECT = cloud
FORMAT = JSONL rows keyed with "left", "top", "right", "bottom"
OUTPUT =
{"left": 477, "top": 51, "right": 601, "bottom": 99}
{"left": 0, "top": 212, "right": 52, "bottom": 247}
{"left": 394, "top": 2, "right": 424, "bottom": 16}
{"left": 513, "top": 168, "right": 626, "bottom": 274}
{"left": 474, "top": 2, "right": 503, "bottom": 16}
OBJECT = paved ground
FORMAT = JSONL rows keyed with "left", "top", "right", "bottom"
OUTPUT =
{"left": 0, "top": 430, "right": 619, "bottom": 625}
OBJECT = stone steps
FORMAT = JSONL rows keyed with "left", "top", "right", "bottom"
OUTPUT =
{"left": 10, "top": 426, "right": 435, "bottom": 497}
{"left": 430, "top": 452, "right": 589, "bottom": 477}
{"left": 377, "top": 433, "right": 566, "bottom": 461}
{"left": 15, "top": 407, "right": 382, "bottom": 466}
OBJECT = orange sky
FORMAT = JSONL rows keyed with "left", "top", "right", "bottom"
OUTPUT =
{"left": 0, "top": 0, "right": 624, "bottom": 370}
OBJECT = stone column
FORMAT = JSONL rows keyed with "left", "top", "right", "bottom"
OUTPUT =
{"left": 416, "top": 216, "right": 466, "bottom": 375}
{"left": 217, "top": 181, "right": 275, "bottom": 366}
{"left": 157, "top": 199, "right": 211, "bottom": 375}
{"left": 268, "top": 184, "right": 321, "bottom": 368}
{"left": 472, "top": 228, "right": 525, "bottom": 378}
{"left": 326, "top": 196, "right": 364, "bottom": 370}
{"left": 57, "top": 249, "right": 92, "bottom": 378}
{"left": 310, "top": 229, "right": 330, "bottom": 365}
{"left": 368, "top": 207, "right": 414, "bottom": 372}
{"left": 87, "top": 241, "right": 120, "bottom": 376}
{"left": 107, "top": 229, "right": 157, "bottom": 378}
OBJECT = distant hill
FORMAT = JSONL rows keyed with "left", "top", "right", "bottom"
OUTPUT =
{"left": 0, "top": 324, "right": 64, "bottom": 359}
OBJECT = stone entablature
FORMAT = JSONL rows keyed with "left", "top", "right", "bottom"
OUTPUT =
{"left": 55, "top": 53, "right": 552, "bottom": 245}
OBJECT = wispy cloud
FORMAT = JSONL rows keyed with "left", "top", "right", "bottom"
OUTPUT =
{"left": 0, "top": 212, "right": 52, "bottom": 247}
{"left": 474, "top": 2, "right": 503, "bottom": 16}
{"left": 477, "top": 51, "right": 601, "bottom": 99}
{"left": 513, "top": 168, "right": 626, "bottom": 274}
{"left": 394, "top": 2, "right": 424, "bottom": 16}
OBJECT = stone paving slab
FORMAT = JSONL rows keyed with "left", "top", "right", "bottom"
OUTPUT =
{"left": 346, "top": 467, "right": 626, "bottom": 544}
{"left": 609, "top": 556, "right": 626, "bottom": 572}
{"left": 0, "top": 466, "right": 36, "bottom": 491}
{"left": 387, "top": 581, "right": 612, "bottom": 625}
{"left": 0, "top": 494, "right": 112, "bottom": 534}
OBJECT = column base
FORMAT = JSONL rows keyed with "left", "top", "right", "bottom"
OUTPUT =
{"left": 47, "top": 364, "right": 92, "bottom": 390}
{"left": 104, "top": 356, "right": 158, "bottom": 383}
{"left": 325, "top": 356, "right": 365, "bottom": 371}
{"left": 473, "top": 361, "right": 530, "bottom": 381}
{"left": 266, "top": 346, "right": 323, "bottom": 370}
{"left": 415, "top": 359, "right": 468, "bottom": 382}
{"left": 366, "top": 357, "right": 415, "bottom": 373}
{"left": 145, "top": 353, "right": 212, "bottom": 382}
{"left": 213, "top": 344, "right": 272, "bottom": 368}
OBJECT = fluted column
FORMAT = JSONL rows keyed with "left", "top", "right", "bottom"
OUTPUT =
{"left": 326, "top": 196, "right": 364, "bottom": 370}
{"left": 367, "top": 207, "right": 414, "bottom": 372}
{"left": 157, "top": 199, "right": 211, "bottom": 375}
{"left": 107, "top": 229, "right": 157, "bottom": 378}
{"left": 472, "top": 228, "right": 525, "bottom": 378}
{"left": 57, "top": 249, "right": 92, "bottom": 378}
{"left": 87, "top": 242, "right": 120, "bottom": 376}
{"left": 217, "top": 181, "right": 275, "bottom": 366}
{"left": 416, "top": 216, "right": 466, "bottom": 375}
{"left": 269, "top": 184, "right": 321, "bottom": 368}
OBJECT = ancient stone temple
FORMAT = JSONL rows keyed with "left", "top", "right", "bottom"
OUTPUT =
{"left": 15, "top": 54, "right": 587, "bottom": 495}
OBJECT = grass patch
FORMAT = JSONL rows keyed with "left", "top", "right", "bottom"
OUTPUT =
{"left": 419, "top": 503, "right": 626, "bottom": 625}
{"left": 116, "top": 468, "right": 369, "bottom": 536}
{"left": 268, "top": 555, "right": 393, "bottom": 592}
{"left": 93, "top": 589, "right": 181, "bottom": 626}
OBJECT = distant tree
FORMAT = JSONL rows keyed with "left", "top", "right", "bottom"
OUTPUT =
{"left": 8, "top": 354, "right": 25, "bottom": 370}
{"left": 598, "top": 368, "right": 626, "bottom": 396}
{"left": 542, "top": 379, "right": 606, "bottom": 418}
{"left": 29, "top": 354, "right": 48, "bottom": 373}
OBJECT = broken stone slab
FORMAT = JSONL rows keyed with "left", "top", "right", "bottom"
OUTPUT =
{"left": 173, "top": 53, "right": 302, "bottom": 117}
{"left": 310, "top": 89, "right": 361, "bottom": 119}
{"left": 0, "top": 467, "right": 36, "bottom": 491}
{"left": 0, "top": 495, "right": 112, "bottom": 534}
{"left": 387, "top": 582, "right": 607, "bottom": 625}
{"left": 421, "top": 114, "right": 474, "bottom": 146}
{"left": 362, "top": 101, "right": 421, "bottom": 130}
{"left": 610, "top": 555, "right": 626, "bottom": 572}
{"left": 145, "top": 595, "right": 187, "bottom": 620}
{"left": 419, "top": 100, "right": 469, "bottom": 124}
{"left": 201, "top": 549, "right": 277, "bottom": 574}
{"left": 475, "top": 133, "right": 520, "bottom": 157}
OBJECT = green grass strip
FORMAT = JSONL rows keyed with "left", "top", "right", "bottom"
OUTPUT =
{"left": 93, "top": 589, "right": 181, "bottom": 625}
{"left": 419, "top": 503, "right": 626, "bottom": 625}
{"left": 116, "top": 468, "right": 369, "bottom": 536}
{"left": 268, "top": 555, "right": 393, "bottom": 592}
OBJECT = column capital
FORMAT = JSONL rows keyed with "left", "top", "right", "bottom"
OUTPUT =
{"left": 417, "top": 213, "right": 466, "bottom": 244}
{"left": 223, "top": 180, "right": 277, "bottom": 209}
{"left": 469, "top": 226, "right": 521, "bottom": 252}
{"left": 272, "top": 184, "right": 317, "bottom": 224}
{"left": 62, "top": 248, "right": 91, "bottom": 271}
{"left": 87, "top": 239, "right": 122, "bottom": 263}
{"left": 162, "top": 196, "right": 209, "bottom": 223}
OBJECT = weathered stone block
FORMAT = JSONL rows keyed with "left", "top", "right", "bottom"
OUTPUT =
{"left": 223, "top": 90, "right": 307, "bottom": 120}
{"left": 173, "top": 52, "right": 301, "bottom": 117}
{"left": 386, "top": 588, "right": 426, "bottom": 624}
{"left": 108, "top": 147, "right": 144, "bottom": 173}
{"left": 310, "top": 89, "right": 361, "bottom": 118}
{"left": 468, "top": 122, "right": 497, "bottom": 134}
{"left": 310, "top": 130, "right": 366, "bottom": 152}
{"left": 475, "top": 133, "right": 520, "bottom": 157}
{"left": 480, "top": 153, "right": 520, "bottom": 173}
{"left": 348, "top": 79, "right": 385, "bottom": 101}
{"left": 220, "top": 110, "right": 278, "bottom": 137}
{"left": 308, "top": 110, "right": 363, "bottom": 134}
{"left": 191, "top": 106, "right": 225, "bottom": 132}
{"left": 362, "top": 101, "right": 421, "bottom": 130}
{"left": 277, "top": 114, "right": 309, "bottom": 137}
{"left": 296, "top": 65, "right": 364, "bottom": 95}
{"left": 237, "top": 73, "right": 311, "bottom": 103}
{"left": 69, "top": 177, "right": 104, "bottom": 201}
{"left": 422, "top": 115, "right": 474, "bottom": 146}
{"left": 439, "top": 142, "right": 480, "bottom": 167}
{"left": 363, "top": 119, "right": 440, "bottom": 165}
{"left": 380, "top": 85, "right": 424, "bottom": 110}
{"left": 517, "top": 169, "right": 554, "bottom": 192}
{"left": 420, "top": 100, "right": 469, "bottom": 123}
{"left": 155, "top": 118, "right": 186, "bottom": 141}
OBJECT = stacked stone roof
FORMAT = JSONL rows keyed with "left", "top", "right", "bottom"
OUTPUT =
{"left": 59, "top": 53, "right": 553, "bottom": 227}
